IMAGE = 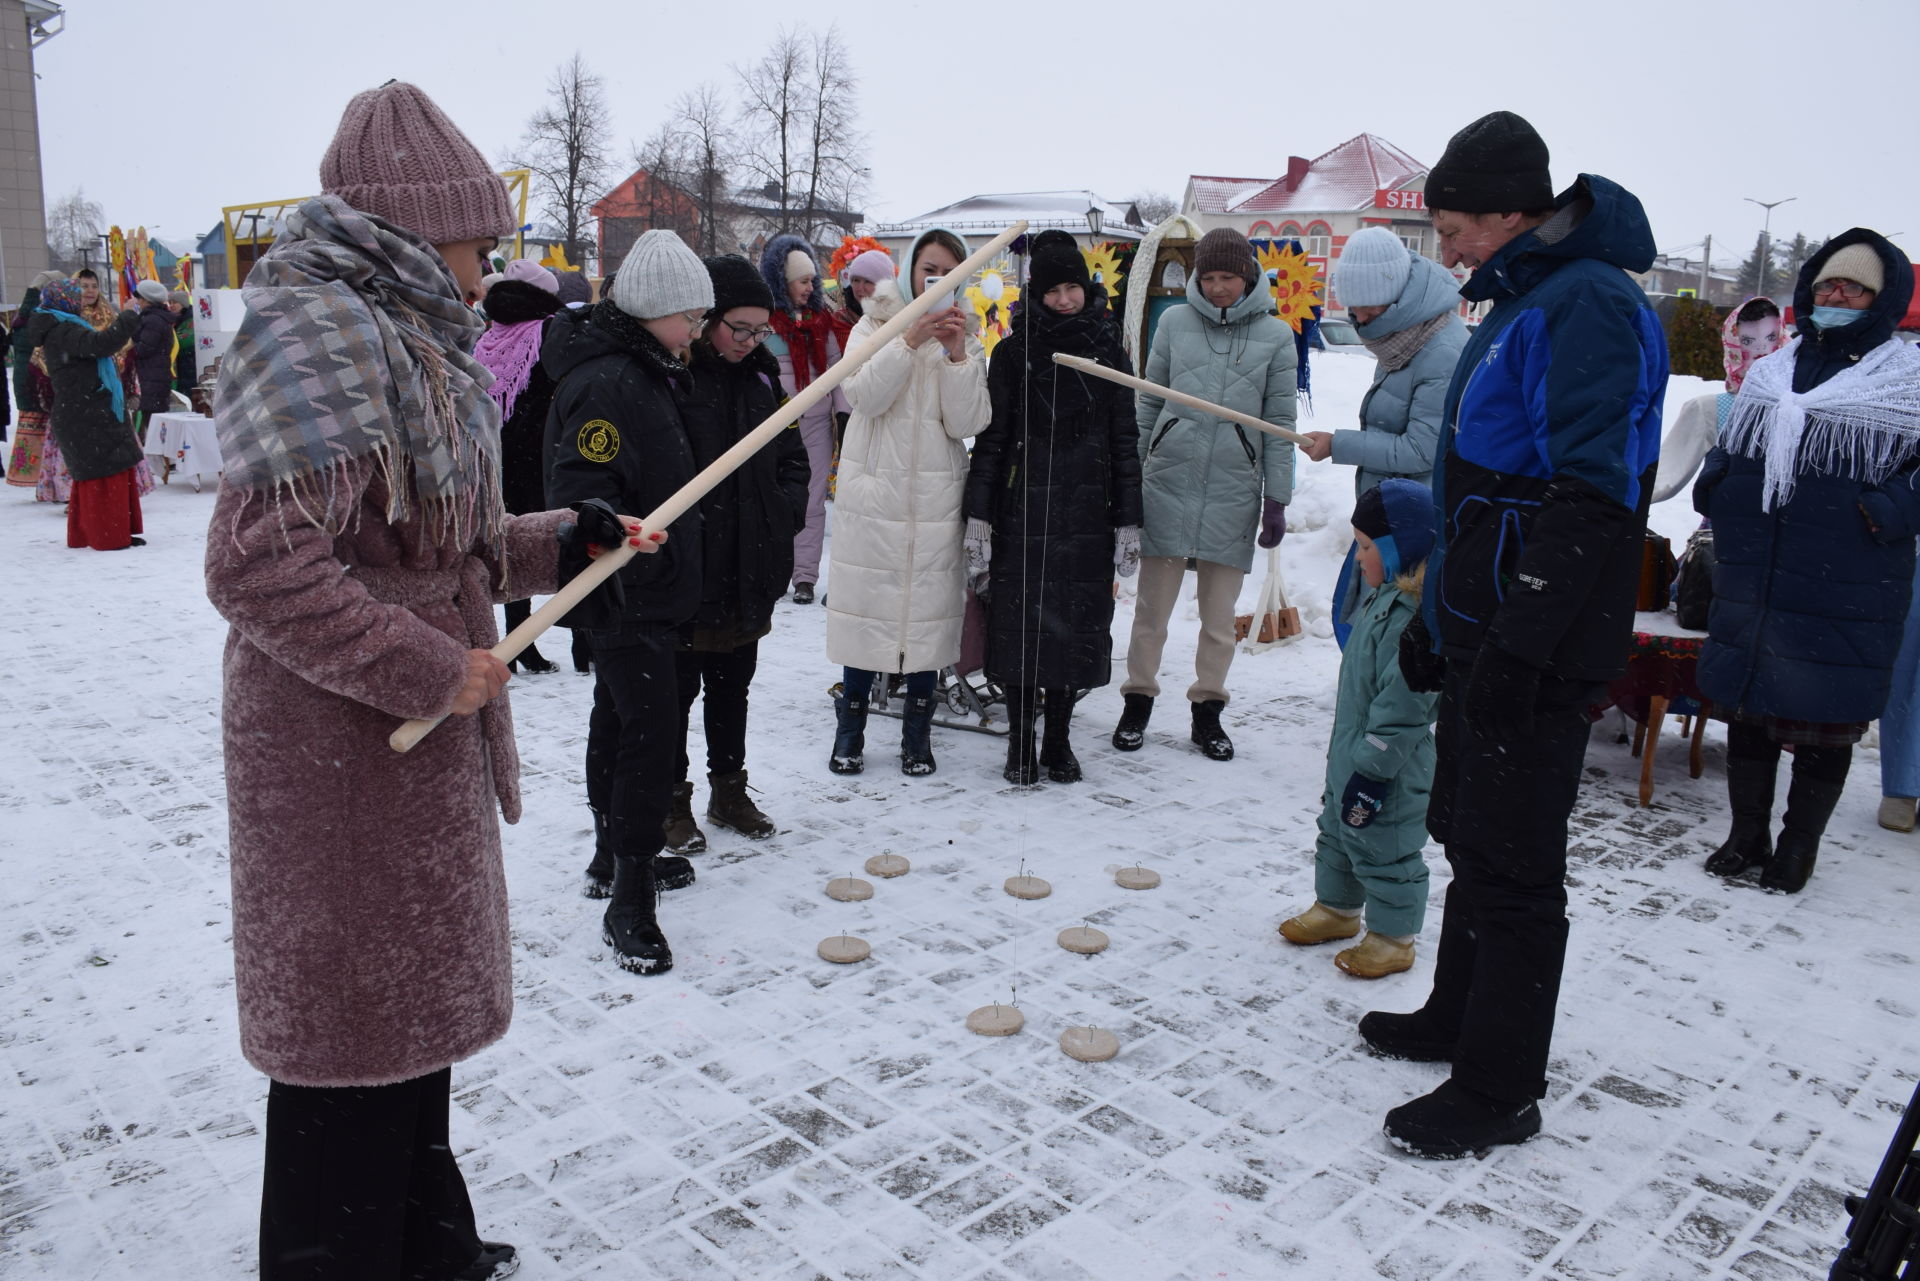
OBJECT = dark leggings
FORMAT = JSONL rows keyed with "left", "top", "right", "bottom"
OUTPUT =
{"left": 843, "top": 667, "right": 935, "bottom": 700}
{"left": 1726, "top": 722, "right": 1854, "bottom": 785}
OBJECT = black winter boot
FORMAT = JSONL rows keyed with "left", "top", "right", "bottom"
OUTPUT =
{"left": 708, "top": 769, "right": 774, "bottom": 839}
{"left": 603, "top": 855, "right": 672, "bottom": 975}
{"left": 1112, "top": 693, "right": 1152, "bottom": 751}
{"left": 1003, "top": 686, "right": 1040, "bottom": 785}
{"left": 1358, "top": 1008, "right": 1457, "bottom": 1063}
{"left": 663, "top": 781, "right": 707, "bottom": 853}
{"left": 900, "top": 695, "right": 938, "bottom": 776}
{"left": 1706, "top": 748, "right": 1776, "bottom": 878}
{"left": 1190, "top": 699, "right": 1234, "bottom": 761}
{"left": 1040, "top": 689, "right": 1081, "bottom": 783}
{"left": 654, "top": 853, "right": 696, "bottom": 892}
{"left": 830, "top": 694, "right": 868, "bottom": 775}
{"left": 452, "top": 1242, "right": 520, "bottom": 1280}
{"left": 1383, "top": 1080, "right": 1541, "bottom": 1160}
{"left": 583, "top": 809, "right": 614, "bottom": 899}
{"left": 1761, "top": 751, "right": 1850, "bottom": 894}
{"left": 570, "top": 629, "right": 592, "bottom": 674}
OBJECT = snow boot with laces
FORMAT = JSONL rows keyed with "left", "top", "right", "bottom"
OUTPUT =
{"left": 1040, "top": 689, "right": 1081, "bottom": 783}
{"left": 1003, "top": 687, "right": 1040, "bottom": 785}
{"left": 603, "top": 854, "right": 672, "bottom": 975}
{"left": 1190, "top": 698, "right": 1234, "bottom": 761}
{"left": 830, "top": 693, "right": 867, "bottom": 775}
{"left": 1112, "top": 693, "right": 1152, "bottom": 751}
{"left": 900, "top": 695, "right": 938, "bottom": 776}
{"left": 662, "top": 781, "right": 707, "bottom": 854}
{"left": 583, "top": 809, "right": 614, "bottom": 900}
{"left": 708, "top": 769, "right": 774, "bottom": 839}
{"left": 1705, "top": 747, "right": 1775, "bottom": 878}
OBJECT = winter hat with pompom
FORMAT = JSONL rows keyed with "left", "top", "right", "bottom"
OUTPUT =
{"left": 1333, "top": 227, "right": 1412, "bottom": 309}
{"left": 610, "top": 229, "right": 713, "bottom": 320}
{"left": 320, "top": 80, "right": 514, "bottom": 245}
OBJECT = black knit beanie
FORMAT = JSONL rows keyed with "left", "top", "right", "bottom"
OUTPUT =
{"left": 1425, "top": 110, "right": 1553, "bottom": 214}
{"left": 704, "top": 254, "right": 775, "bottom": 315}
{"left": 1028, "top": 230, "right": 1091, "bottom": 298}
{"left": 1194, "top": 228, "right": 1258, "bottom": 290}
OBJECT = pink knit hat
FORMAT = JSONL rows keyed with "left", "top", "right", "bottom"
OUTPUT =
{"left": 504, "top": 258, "right": 559, "bottom": 294}
{"left": 320, "top": 81, "right": 514, "bottom": 245}
{"left": 844, "top": 249, "right": 895, "bottom": 284}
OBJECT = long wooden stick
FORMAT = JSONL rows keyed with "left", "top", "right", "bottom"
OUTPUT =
{"left": 390, "top": 219, "right": 1032, "bottom": 753}
{"left": 1050, "top": 353, "right": 1312, "bottom": 446}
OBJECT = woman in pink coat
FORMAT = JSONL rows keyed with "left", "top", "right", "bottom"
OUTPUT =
{"left": 204, "top": 83, "right": 649, "bottom": 1281}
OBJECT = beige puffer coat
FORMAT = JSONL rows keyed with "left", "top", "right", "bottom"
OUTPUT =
{"left": 825, "top": 279, "right": 990, "bottom": 673}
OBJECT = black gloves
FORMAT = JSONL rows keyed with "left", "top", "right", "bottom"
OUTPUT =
{"left": 557, "top": 498, "right": 628, "bottom": 613}
{"left": 1340, "top": 774, "right": 1387, "bottom": 828}
{"left": 1397, "top": 612, "right": 1446, "bottom": 694}
{"left": 1463, "top": 644, "right": 1540, "bottom": 743}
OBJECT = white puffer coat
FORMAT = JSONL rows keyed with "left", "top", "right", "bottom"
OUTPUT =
{"left": 825, "top": 279, "right": 990, "bottom": 673}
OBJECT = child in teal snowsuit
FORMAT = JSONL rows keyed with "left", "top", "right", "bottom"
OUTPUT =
{"left": 1280, "top": 479, "right": 1438, "bottom": 978}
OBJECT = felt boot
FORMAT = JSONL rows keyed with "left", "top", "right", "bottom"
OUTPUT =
{"left": 900, "top": 695, "right": 937, "bottom": 776}
{"left": 1279, "top": 901, "right": 1364, "bottom": 946}
{"left": 582, "top": 809, "right": 613, "bottom": 900}
{"left": 1762, "top": 764, "right": 1848, "bottom": 894}
{"left": 1705, "top": 748, "right": 1775, "bottom": 878}
{"left": 1335, "top": 933, "right": 1415, "bottom": 979}
{"left": 1003, "top": 687, "right": 1039, "bottom": 785}
{"left": 603, "top": 855, "right": 672, "bottom": 975}
{"left": 1112, "top": 693, "right": 1152, "bottom": 751}
{"left": 1358, "top": 1008, "right": 1456, "bottom": 1063}
{"left": 662, "top": 781, "right": 707, "bottom": 854}
{"left": 1040, "top": 690, "right": 1081, "bottom": 783}
{"left": 1190, "top": 698, "right": 1234, "bottom": 761}
{"left": 1878, "top": 796, "right": 1917, "bottom": 833}
{"left": 1384, "top": 1080, "right": 1541, "bottom": 1160}
{"left": 830, "top": 694, "right": 867, "bottom": 775}
{"left": 708, "top": 769, "right": 774, "bottom": 839}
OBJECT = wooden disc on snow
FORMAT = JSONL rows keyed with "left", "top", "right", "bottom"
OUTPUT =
{"left": 1115, "top": 866, "right": 1161, "bottom": 891}
{"left": 1058, "top": 926, "right": 1109, "bottom": 955}
{"left": 1004, "top": 875, "right": 1052, "bottom": 900}
{"left": 966, "top": 1004, "right": 1025, "bottom": 1036}
{"left": 817, "top": 934, "right": 871, "bottom": 964}
{"left": 1059, "top": 1026, "right": 1120, "bottom": 1062}
{"left": 864, "top": 853, "right": 911, "bottom": 878}
{"left": 826, "top": 876, "right": 874, "bottom": 902}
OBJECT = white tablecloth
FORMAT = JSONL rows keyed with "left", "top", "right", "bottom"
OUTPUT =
{"left": 143, "top": 412, "right": 223, "bottom": 484}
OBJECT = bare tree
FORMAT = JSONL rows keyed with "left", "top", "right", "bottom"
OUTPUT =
{"left": 46, "top": 187, "right": 105, "bottom": 271}
{"left": 734, "top": 25, "right": 867, "bottom": 244}
{"left": 1131, "top": 190, "right": 1178, "bottom": 226}
{"left": 507, "top": 54, "right": 614, "bottom": 265}
{"left": 673, "top": 84, "right": 737, "bottom": 256}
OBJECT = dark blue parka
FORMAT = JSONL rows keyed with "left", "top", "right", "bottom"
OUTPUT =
{"left": 1428, "top": 174, "right": 1668, "bottom": 680}
{"left": 1693, "top": 228, "right": 1920, "bottom": 723}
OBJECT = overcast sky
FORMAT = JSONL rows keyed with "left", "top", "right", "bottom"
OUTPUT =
{"left": 29, "top": 0, "right": 1917, "bottom": 273}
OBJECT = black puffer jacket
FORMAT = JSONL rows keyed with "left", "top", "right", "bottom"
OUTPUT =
{"left": 965, "top": 291, "right": 1143, "bottom": 688}
{"left": 481, "top": 280, "right": 564, "bottom": 515}
{"left": 131, "top": 304, "right": 177, "bottom": 414}
{"left": 541, "top": 300, "right": 702, "bottom": 630}
{"left": 26, "top": 307, "right": 143, "bottom": 481}
{"left": 679, "top": 340, "right": 811, "bottom": 649}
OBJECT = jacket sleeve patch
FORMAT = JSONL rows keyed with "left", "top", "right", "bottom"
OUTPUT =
{"left": 578, "top": 419, "right": 620, "bottom": 463}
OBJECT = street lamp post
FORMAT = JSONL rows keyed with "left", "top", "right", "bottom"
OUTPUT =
{"left": 1084, "top": 199, "right": 1104, "bottom": 246}
{"left": 1743, "top": 196, "right": 1796, "bottom": 298}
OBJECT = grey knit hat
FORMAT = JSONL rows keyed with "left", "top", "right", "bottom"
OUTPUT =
{"left": 320, "top": 81, "right": 515, "bottom": 245}
{"left": 610, "top": 230, "right": 714, "bottom": 319}
{"left": 136, "top": 279, "right": 169, "bottom": 303}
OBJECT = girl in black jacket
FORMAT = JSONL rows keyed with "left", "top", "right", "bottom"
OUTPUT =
{"left": 25, "top": 277, "right": 145, "bottom": 550}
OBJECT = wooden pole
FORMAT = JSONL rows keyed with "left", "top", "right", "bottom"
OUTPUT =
{"left": 1049, "top": 352, "right": 1312, "bottom": 446}
{"left": 390, "top": 219, "right": 1032, "bottom": 753}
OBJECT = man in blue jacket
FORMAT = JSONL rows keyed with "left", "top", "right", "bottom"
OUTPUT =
{"left": 1367, "top": 112, "right": 1667, "bottom": 1159}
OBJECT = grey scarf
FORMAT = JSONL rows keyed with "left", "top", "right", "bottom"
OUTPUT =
{"left": 1361, "top": 310, "right": 1452, "bottom": 373}
{"left": 215, "top": 196, "right": 503, "bottom": 552}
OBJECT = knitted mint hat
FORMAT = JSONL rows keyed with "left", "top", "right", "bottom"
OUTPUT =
{"left": 610, "top": 230, "right": 714, "bottom": 320}
{"left": 1333, "top": 227, "right": 1412, "bottom": 309}
{"left": 320, "top": 81, "right": 514, "bottom": 245}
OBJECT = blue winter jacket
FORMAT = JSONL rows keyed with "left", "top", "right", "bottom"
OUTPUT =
{"left": 1693, "top": 228, "right": 1920, "bottom": 723}
{"left": 1428, "top": 174, "right": 1668, "bottom": 680}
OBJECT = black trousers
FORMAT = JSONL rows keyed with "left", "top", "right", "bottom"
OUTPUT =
{"left": 1726, "top": 721, "right": 1854, "bottom": 786}
{"left": 674, "top": 641, "right": 758, "bottom": 780}
{"left": 259, "top": 1068, "right": 479, "bottom": 1281}
{"left": 1422, "top": 663, "right": 1602, "bottom": 1105}
{"left": 586, "top": 628, "right": 679, "bottom": 862}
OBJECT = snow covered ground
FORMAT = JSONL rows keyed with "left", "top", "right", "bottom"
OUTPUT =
{"left": 2, "top": 353, "right": 1916, "bottom": 1281}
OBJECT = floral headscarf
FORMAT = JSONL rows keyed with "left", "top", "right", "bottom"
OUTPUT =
{"left": 1722, "top": 296, "right": 1785, "bottom": 393}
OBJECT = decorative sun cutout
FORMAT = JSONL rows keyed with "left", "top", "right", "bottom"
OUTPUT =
{"left": 828, "top": 235, "right": 888, "bottom": 280}
{"left": 1256, "top": 240, "right": 1325, "bottom": 333}
{"left": 965, "top": 258, "right": 1020, "bottom": 356}
{"left": 1083, "top": 244, "right": 1125, "bottom": 297}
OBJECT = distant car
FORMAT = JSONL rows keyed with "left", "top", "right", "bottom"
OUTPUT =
{"left": 1312, "top": 316, "right": 1371, "bottom": 355}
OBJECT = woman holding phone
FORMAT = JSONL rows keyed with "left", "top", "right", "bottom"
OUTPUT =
{"left": 824, "top": 227, "right": 989, "bottom": 776}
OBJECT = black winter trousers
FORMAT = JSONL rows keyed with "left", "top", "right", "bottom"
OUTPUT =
{"left": 674, "top": 641, "right": 759, "bottom": 779}
{"left": 1422, "top": 663, "right": 1602, "bottom": 1105}
{"left": 586, "top": 629, "right": 679, "bottom": 863}
{"left": 259, "top": 1068, "right": 480, "bottom": 1281}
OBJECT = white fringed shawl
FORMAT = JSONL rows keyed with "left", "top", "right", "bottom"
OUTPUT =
{"left": 1721, "top": 336, "right": 1920, "bottom": 511}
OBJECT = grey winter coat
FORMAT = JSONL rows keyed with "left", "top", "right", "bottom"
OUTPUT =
{"left": 1333, "top": 256, "right": 1466, "bottom": 496}
{"left": 1136, "top": 270, "right": 1297, "bottom": 573}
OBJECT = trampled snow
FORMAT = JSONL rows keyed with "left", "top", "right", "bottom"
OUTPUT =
{"left": 2, "top": 352, "right": 1914, "bottom": 1280}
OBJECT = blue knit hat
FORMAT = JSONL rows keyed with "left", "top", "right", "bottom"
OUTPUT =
{"left": 1352, "top": 478, "right": 1436, "bottom": 581}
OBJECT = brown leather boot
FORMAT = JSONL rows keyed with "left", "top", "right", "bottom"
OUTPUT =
{"left": 662, "top": 781, "right": 706, "bottom": 854}
{"left": 707, "top": 770, "right": 774, "bottom": 840}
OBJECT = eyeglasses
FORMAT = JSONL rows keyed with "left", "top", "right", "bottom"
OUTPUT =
{"left": 1813, "top": 279, "right": 1872, "bottom": 301}
{"left": 680, "top": 311, "right": 709, "bottom": 330}
{"left": 719, "top": 318, "right": 775, "bottom": 343}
